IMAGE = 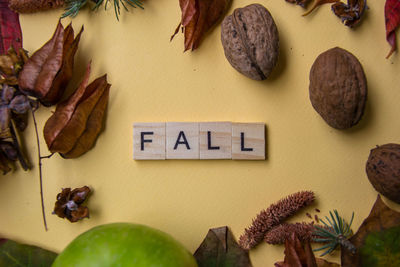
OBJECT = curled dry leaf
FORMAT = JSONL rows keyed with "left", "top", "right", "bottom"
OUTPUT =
{"left": 53, "top": 186, "right": 91, "bottom": 223}
{"left": 194, "top": 226, "right": 252, "bottom": 267}
{"left": 43, "top": 62, "right": 110, "bottom": 158}
{"left": 275, "top": 233, "right": 340, "bottom": 267}
{"left": 341, "top": 195, "right": 400, "bottom": 266}
{"left": 385, "top": 0, "right": 400, "bottom": 58}
{"left": 171, "top": 0, "right": 231, "bottom": 51}
{"left": 18, "top": 20, "right": 83, "bottom": 106}
{"left": 331, "top": 0, "right": 367, "bottom": 27}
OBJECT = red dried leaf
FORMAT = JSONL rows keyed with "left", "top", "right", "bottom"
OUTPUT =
{"left": 171, "top": 0, "right": 231, "bottom": 51}
{"left": 18, "top": 21, "right": 83, "bottom": 106}
{"left": 43, "top": 62, "right": 110, "bottom": 158}
{"left": 385, "top": 0, "right": 400, "bottom": 58}
{"left": 0, "top": 0, "right": 22, "bottom": 54}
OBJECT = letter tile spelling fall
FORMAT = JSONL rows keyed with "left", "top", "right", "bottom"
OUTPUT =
{"left": 133, "top": 122, "right": 266, "bottom": 160}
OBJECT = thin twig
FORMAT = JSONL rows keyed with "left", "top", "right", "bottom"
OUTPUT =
{"left": 30, "top": 107, "right": 48, "bottom": 231}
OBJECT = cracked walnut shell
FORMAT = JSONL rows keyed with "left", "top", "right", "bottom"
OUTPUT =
{"left": 309, "top": 47, "right": 367, "bottom": 129}
{"left": 221, "top": 4, "right": 279, "bottom": 80}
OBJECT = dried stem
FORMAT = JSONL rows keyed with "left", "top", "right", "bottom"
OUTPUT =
{"left": 30, "top": 106, "right": 48, "bottom": 231}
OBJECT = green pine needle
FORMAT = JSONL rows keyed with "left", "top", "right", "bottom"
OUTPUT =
{"left": 62, "top": 0, "right": 144, "bottom": 20}
{"left": 313, "top": 210, "right": 356, "bottom": 256}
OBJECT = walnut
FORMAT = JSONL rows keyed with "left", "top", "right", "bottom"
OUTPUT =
{"left": 366, "top": 144, "right": 400, "bottom": 204}
{"left": 221, "top": 4, "right": 279, "bottom": 81}
{"left": 309, "top": 47, "right": 367, "bottom": 129}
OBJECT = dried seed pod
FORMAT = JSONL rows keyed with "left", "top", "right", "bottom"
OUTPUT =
{"left": 18, "top": 21, "right": 83, "bottom": 106}
{"left": 366, "top": 144, "right": 400, "bottom": 204}
{"left": 309, "top": 47, "right": 367, "bottom": 129}
{"left": 221, "top": 4, "right": 279, "bottom": 80}
{"left": 43, "top": 62, "right": 110, "bottom": 158}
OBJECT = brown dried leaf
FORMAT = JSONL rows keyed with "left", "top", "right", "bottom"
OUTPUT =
{"left": 194, "top": 226, "right": 252, "bottom": 267}
{"left": 341, "top": 195, "right": 400, "bottom": 266}
{"left": 172, "top": 0, "right": 231, "bottom": 51}
{"left": 43, "top": 62, "right": 110, "bottom": 157}
{"left": 18, "top": 21, "right": 83, "bottom": 106}
{"left": 53, "top": 186, "right": 91, "bottom": 223}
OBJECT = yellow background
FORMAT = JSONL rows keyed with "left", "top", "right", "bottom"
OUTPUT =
{"left": 1, "top": 0, "right": 400, "bottom": 265}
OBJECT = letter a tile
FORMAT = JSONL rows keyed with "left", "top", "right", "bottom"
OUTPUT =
{"left": 133, "top": 123, "right": 166, "bottom": 160}
{"left": 199, "top": 122, "right": 232, "bottom": 159}
{"left": 166, "top": 122, "right": 199, "bottom": 159}
{"left": 232, "top": 123, "right": 265, "bottom": 160}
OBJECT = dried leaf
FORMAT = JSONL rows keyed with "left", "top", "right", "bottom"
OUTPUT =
{"left": 43, "top": 62, "right": 110, "bottom": 158}
{"left": 171, "top": 0, "right": 231, "bottom": 51}
{"left": 385, "top": 0, "right": 400, "bottom": 58}
{"left": 341, "top": 195, "right": 400, "bottom": 266}
{"left": 0, "top": 0, "right": 22, "bottom": 54}
{"left": 331, "top": 0, "right": 367, "bottom": 27}
{"left": 18, "top": 21, "right": 83, "bottom": 106}
{"left": 275, "top": 233, "right": 339, "bottom": 267}
{"left": 53, "top": 186, "right": 91, "bottom": 223}
{"left": 302, "top": 0, "right": 339, "bottom": 17}
{"left": 194, "top": 226, "right": 252, "bottom": 267}
{"left": 0, "top": 238, "right": 57, "bottom": 266}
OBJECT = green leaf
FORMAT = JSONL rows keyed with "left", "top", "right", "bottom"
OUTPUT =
{"left": 0, "top": 238, "right": 57, "bottom": 267}
{"left": 359, "top": 226, "right": 400, "bottom": 267}
{"left": 194, "top": 226, "right": 252, "bottom": 267}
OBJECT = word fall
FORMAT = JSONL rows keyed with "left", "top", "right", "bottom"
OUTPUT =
{"left": 133, "top": 122, "right": 265, "bottom": 160}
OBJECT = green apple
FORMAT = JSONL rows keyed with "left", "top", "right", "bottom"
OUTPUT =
{"left": 52, "top": 223, "right": 198, "bottom": 267}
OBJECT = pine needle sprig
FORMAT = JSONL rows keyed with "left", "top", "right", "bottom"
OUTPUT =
{"left": 62, "top": 0, "right": 87, "bottom": 18}
{"left": 62, "top": 0, "right": 143, "bottom": 20}
{"left": 313, "top": 210, "right": 356, "bottom": 256}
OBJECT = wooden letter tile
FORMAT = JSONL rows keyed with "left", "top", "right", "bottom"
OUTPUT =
{"left": 199, "top": 122, "right": 232, "bottom": 159}
{"left": 232, "top": 123, "right": 265, "bottom": 160}
{"left": 133, "top": 123, "right": 165, "bottom": 160}
{"left": 166, "top": 122, "right": 199, "bottom": 159}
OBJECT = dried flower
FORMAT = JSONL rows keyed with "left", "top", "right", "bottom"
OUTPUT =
{"left": 265, "top": 223, "right": 316, "bottom": 245}
{"left": 53, "top": 186, "right": 91, "bottom": 222}
{"left": 239, "top": 191, "right": 315, "bottom": 250}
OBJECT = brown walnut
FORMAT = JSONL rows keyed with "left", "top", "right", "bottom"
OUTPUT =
{"left": 309, "top": 47, "right": 367, "bottom": 129}
{"left": 221, "top": 4, "right": 279, "bottom": 81}
{"left": 366, "top": 144, "right": 400, "bottom": 204}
